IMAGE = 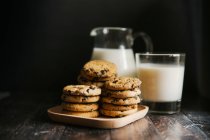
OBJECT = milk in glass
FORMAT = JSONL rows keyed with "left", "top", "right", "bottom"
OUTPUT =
{"left": 137, "top": 64, "right": 185, "bottom": 102}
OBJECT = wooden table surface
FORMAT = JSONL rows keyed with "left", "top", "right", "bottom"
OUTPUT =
{"left": 0, "top": 92, "right": 210, "bottom": 140}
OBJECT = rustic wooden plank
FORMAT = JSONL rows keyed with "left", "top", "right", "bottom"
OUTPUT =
{"left": 110, "top": 123, "right": 135, "bottom": 140}
{"left": 110, "top": 116, "right": 162, "bottom": 140}
{"left": 1, "top": 103, "right": 44, "bottom": 139}
{"left": 9, "top": 120, "right": 66, "bottom": 140}
{"left": 183, "top": 110, "right": 210, "bottom": 138}
{"left": 0, "top": 97, "right": 41, "bottom": 139}
{"left": 1, "top": 92, "right": 210, "bottom": 140}
{"left": 0, "top": 92, "right": 62, "bottom": 140}
{"left": 181, "top": 96, "right": 210, "bottom": 138}
{"left": 2, "top": 103, "right": 65, "bottom": 140}
{"left": 132, "top": 116, "right": 162, "bottom": 140}
{"left": 149, "top": 113, "right": 208, "bottom": 140}
{"left": 60, "top": 126, "right": 111, "bottom": 140}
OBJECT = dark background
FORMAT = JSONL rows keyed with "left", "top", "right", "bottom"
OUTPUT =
{"left": 1, "top": 0, "right": 209, "bottom": 98}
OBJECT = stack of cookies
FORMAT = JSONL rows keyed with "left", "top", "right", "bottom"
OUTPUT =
{"left": 100, "top": 77, "right": 142, "bottom": 117}
{"left": 61, "top": 85, "right": 101, "bottom": 118}
{"left": 77, "top": 60, "right": 117, "bottom": 88}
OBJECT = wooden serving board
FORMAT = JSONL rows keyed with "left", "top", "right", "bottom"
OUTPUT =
{"left": 48, "top": 105, "right": 149, "bottom": 129}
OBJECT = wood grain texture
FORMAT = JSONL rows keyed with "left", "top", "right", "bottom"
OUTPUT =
{"left": 110, "top": 116, "right": 162, "bottom": 140}
{"left": 149, "top": 113, "right": 208, "bottom": 140}
{"left": 0, "top": 92, "right": 210, "bottom": 140}
{"left": 183, "top": 110, "right": 210, "bottom": 138}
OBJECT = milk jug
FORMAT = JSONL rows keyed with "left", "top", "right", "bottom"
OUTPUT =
{"left": 90, "top": 27, "right": 153, "bottom": 77}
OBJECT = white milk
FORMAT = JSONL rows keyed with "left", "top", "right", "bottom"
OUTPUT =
{"left": 91, "top": 48, "right": 136, "bottom": 77}
{"left": 137, "top": 64, "right": 185, "bottom": 102}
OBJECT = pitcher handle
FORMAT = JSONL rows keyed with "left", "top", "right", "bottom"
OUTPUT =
{"left": 133, "top": 32, "right": 154, "bottom": 53}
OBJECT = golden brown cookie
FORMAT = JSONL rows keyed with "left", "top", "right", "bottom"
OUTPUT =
{"left": 82, "top": 60, "right": 117, "bottom": 78}
{"left": 61, "top": 95, "right": 100, "bottom": 103}
{"left": 101, "top": 96, "right": 141, "bottom": 105}
{"left": 77, "top": 75, "right": 105, "bottom": 87}
{"left": 62, "top": 110, "right": 99, "bottom": 118}
{"left": 63, "top": 85, "right": 101, "bottom": 96}
{"left": 100, "top": 108, "right": 138, "bottom": 117}
{"left": 61, "top": 102, "right": 99, "bottom": 112}
{"left": 101, "top": 88, "right": 141, "bottom": 98}
{"left": 80, "top": 70, "right": 116, "bottom": 81}
{"left": 101, "top": 103, "right": 138, "bottom": 111}
{"left": 104, "top": 77, "right": 142, "bottom": 90}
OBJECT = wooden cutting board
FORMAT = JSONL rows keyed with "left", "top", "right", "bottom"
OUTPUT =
{"left": 48, "top": 105, "right": 148, "bottom": 129}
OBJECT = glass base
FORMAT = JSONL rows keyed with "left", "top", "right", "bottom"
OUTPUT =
{"left": 142, "top": 100, "right": 181, "bottom": 114}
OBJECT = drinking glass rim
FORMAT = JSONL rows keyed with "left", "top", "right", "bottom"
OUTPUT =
{"left": 90, "top": 27, "right": 133, "bottom": 36}
{"left": 91, "top": 27, "right": 132, "bottom": 31}
{"left": 135, "top": 53, "right": 186, "bottom": 57}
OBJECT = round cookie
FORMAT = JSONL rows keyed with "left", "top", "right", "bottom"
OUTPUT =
{"left": 101, "top": 103, "right": 138, "bottom": 111}
{"left": 82, "top": 60, "right": 117, "bottom": 78}
{"left": 105, "top": 77, "right": 142, "bottom": 90}
{"left": 80, "top": 70, "right": 116, "bottom": 81}
{"left": 63, "top": 85, "right": 101, "bottom": 96}
{"left": 61, "top": 95, "right": 100, "bottom": 103}
{"left": 101, "top": 96, "right": 141, "bottom": 105}
{"left": 77, "top": 75, "right": 105, "bottom": 87}
{"left": 61, "top": 102, "right": 99, "bottom": 112}
{"left": 62, "top": 110, "right": 99, "bottom": 118}
{"left": 101, "top": 88, "right": 141, "bottom": 98}
{"left": 100, "top": 108, "right": 138, "bottom": 117}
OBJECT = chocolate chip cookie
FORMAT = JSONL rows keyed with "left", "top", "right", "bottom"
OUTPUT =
{"left": 61, "top": 95, "right": 100, "bottom": 103}
{"left": 77, "top": 74, "right": 105, "bottom": 87}
{"left": 101, "top": 103, "right": 138, "bottom": 111}
{"left": 63, "top": 85, "right": 101, "bottom": 96}
{"left": 101, "top": 88, "right": 141, "bottom": 98}
{"left": 104, "top": 77, "right": 142, "bottom": 90}
{"left": 61, "top": 102, "right": 99, "bottom": 112}
{"left": 100, "top": 108, "right": 138, "bottom": 117}
{"left": 101, "top": 96, "right": 141, "bottom": 105}
{"left": 82, "top": 60, "right": 117, "bottom": 79}
{"left": 62, "top": 110, "right": 99, "bottom": 118}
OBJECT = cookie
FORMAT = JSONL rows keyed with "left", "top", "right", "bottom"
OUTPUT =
{"left": 82, "top": 60, "right": 117, "bottom": 78}
{"left": 63, "top": 85, "right": 101, "bottom": 96}
{"left": 101, "top": 88, "right": 141, "bottom": 98}
{"left": 62, "top": 110, "right": 99, "bottom": 118}
{"left": 61, "top": 95, "right": 100, "bottom": 103}
{"left": 101, "top": 96, "right": 141, "bottom": 105}
{"left": 101, "top": 103, "right": 138, "bottom": 111}
{"left": 105, "top": 77, "right": 142, "bottom": 90}
{"left": 61, "top": 102, "right": 99, "bottom": 112}
{"left": 80, "top": 70, "right": 116, "bottom": 81}
{"left": 77, "top": 75, "right": 105, "bottom": 87}
{"left": 100, "top": 108, "right": 138, "bottom": 117}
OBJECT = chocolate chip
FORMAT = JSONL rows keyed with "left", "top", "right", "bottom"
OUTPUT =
{"left": 90, "top": 68, "right": 94, "bottom": 72}
{"left": 86, "top": 89, "right": 90, "bottom": 93}
{"left": 104, "top": 68, "right": 109, "bottom": 72}
{"left": 113, "top": 98, "right": 119, "bottom": 102}
{"left": 101, "top": 70, "right": 106, "bottom": 75}
{"left": 82, "top": 97, "right": 88, "bottom": 101}
{"left": 90, "top": 85, "right": 95, "bottom": 90}
{"left": 113, "top": 80, "right": 118, "bottom": 83}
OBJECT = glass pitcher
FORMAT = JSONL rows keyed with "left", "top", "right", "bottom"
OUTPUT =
{"left": 90, "top": 27, "right": 153, "bottom": 77}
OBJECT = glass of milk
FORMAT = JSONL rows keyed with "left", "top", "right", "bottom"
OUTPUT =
{"left": 90, "top": 27, "right": 153, "bottom": 77}
{"left": 135, "top": 53, "right": 185, "bottom": 114}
